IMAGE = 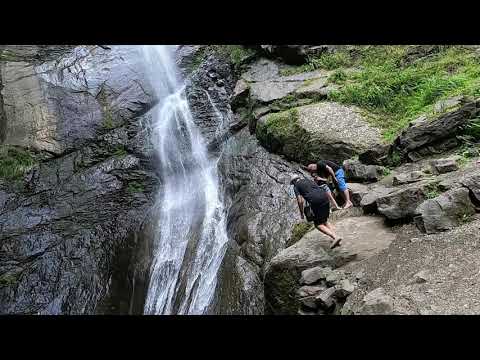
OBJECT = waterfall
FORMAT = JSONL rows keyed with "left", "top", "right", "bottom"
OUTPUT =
{"left": 142, "top": 45, "right": 229, "bottom": 315}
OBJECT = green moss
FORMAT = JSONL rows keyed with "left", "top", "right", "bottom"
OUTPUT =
{"left": 0, "top": 145, "right": 36, "bottom": 180}
{"left": 288, "top": 222, "right": 313, "bottom": 247}
{"left": 0, "top": 272, "right": 20, "bottom": 287}
{"left": 127, "top": 181, "right": 144, "bottom": 193}
{"left": 256, "top": 108, "right": 307, "bottom": 161}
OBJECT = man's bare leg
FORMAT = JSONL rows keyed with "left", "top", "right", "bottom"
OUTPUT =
{"left": 342, "top": 189, "right": 353, "bottom": 209}
{"left": 326, "top": 191, "right": 341, "bottom": 210}
{"left": 316, "top": 223, "right": 342, "bottom": 248}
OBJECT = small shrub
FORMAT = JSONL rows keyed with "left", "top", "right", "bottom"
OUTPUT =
{"left": 328, "top": 69, "right": 347, "bottom": 84}
{"left": 387, "top": 150, "right": 402, "bottom": 167}
{"left": 382, "top": 167, "right": 392, "bottom": 177}
{"left": 425, "top": 182, "right": 440, "bottom": 199}
{"left": 102, "top": 111, "right": 115, "bottom": 129}
{"left": 0, "top": 145, "right": 36, "bottom": 180}
{"left": 459, "top": 212, "right": 473, "bottom": 224}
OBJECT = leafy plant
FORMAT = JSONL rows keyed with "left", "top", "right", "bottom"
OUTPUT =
{"left": 382, "top": 167, "right": 392, "bottom": 177}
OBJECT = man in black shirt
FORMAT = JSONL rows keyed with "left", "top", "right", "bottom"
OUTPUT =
{"left": 307, "top": 160, "right": 353, "bottom": 209}
{"left": 290, "top": 175, "right": 342, "bottom": 249}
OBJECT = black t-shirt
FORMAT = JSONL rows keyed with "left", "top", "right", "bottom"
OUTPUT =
{"left": 293, "top": 178, "right": 328, "bottom": 205}
{"left": 316, "top": 160, "right": 341, "bottom": 177}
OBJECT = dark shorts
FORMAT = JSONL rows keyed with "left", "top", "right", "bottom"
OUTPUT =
{"left": 311, "top": 201, "right": 330, "bottom": 226}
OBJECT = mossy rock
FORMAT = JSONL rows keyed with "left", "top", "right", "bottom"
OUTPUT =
{"left": 256, "top": 102, "right": 382, "bottom": 164}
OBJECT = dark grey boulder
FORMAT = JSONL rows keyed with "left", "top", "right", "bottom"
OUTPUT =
{"left": 343, "top": 159, "right": 383, "bottom": 183}
{"left": 414, "top": 187, "right": 476, "bottom": 234}
{"left": 430, "top": 157, "right": 459, "bottom": 174}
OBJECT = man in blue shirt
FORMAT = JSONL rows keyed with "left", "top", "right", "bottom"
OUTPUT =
{"left": 307, "top": 160, "right": 353, "bottom": 209}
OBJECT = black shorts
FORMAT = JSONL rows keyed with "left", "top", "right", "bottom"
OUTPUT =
{"left": 311, "top": 201, "right": 330, "bottom": 226}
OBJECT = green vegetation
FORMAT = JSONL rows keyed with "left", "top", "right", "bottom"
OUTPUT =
{"left": 288, "top": 222, "right": 313, "bottom": 247}
{"left": 459, "top": 212, "right": 473, "bottom": 224}
{"left": 387, "top": 149, "right": 402, "bottom": 168}
{"left": 102, "top": 112, "right": 115, "bottom": 129}
{"left": 127, "top": 181, "right": 144, "bottom": 193}
{"left": 0, "top": 272, "right": 20, "bottom": 287}
{"left": 277, "top": 46, "right": 480, "bottom": 141}
{"left": 464, "top": 117, "right": 480, "bottom": 140}
{"left": 112, "top": 145, "right": 127, "bottom": 157}
{"left": 189, "top": 45, "right": 256, "bottom": 72}
{"left": 0, "top": 145, "right": 36, "bottom": 180}
{"left": 382, "top": 167, "right": 392, "bottom": 177}
{"left": 328, "top": 69, "right": 347, "bottom": 84}
{"left": 327, "top": 46, "right": 480, "bottom": 141}
{"left": 425, "top": 182, "right": 441, "bottom": 199}
{"left": 280, "top": 51, "right": 351, "bottom": 76}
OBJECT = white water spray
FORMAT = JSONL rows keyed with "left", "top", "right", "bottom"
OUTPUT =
{"left": 142, "top": 46, "right": 229, "bottom": 315}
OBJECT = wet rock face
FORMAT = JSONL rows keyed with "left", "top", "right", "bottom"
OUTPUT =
{"left": 214, "top": 129, "right": 302, "bottom": 314}
{"left": 184, "top": 53, "right": 237, "bottom": 145}
{"left": 182, "top": 48, "right": 306, "bottom": 314}
{"left": 1, "top": 46, "right": 155, "bottom": 156}
{"left": 0, "top": 46, "right": 159, "bottom": 314}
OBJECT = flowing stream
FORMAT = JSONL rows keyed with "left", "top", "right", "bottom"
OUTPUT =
{"left": 142, "top": 45, "right": 229, "bottom": 315}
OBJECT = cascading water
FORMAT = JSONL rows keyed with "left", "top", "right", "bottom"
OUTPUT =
{"left": 142, "top": 45, "right": 229, "bottom": 315}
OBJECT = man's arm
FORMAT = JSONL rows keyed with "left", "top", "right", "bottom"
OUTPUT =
{"left": 326, "top": 165, "right": 338, "bottom": 184}
{"left": 296, "top": 195, "right": 305, "bottom": 219}
{"left": 314, "top": 175, "right": 329, "bottom": 183}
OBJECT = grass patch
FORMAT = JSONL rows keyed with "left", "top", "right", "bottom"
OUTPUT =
{"left": 281, "top": 51, "right": 353, "bottom": 76}
{"left": 464, "top": 117, "right": 480, "bottom": 140}
{"left": 112, "top": 145, "right": 127, "bottom": 157}
{"left": 127, "top": 181, "right": 144, "bottom": 194}
{"left": 327, "top": 46, "right": 480, "bottom": 141}
{"left": 288, "top": 222, "right": 313, "bottom": 247}
{"left": 425, "top": 182, "right": 441, "bottom": 199}
{"left": 0, "top": 145, "right": 36, "bottom": 180}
